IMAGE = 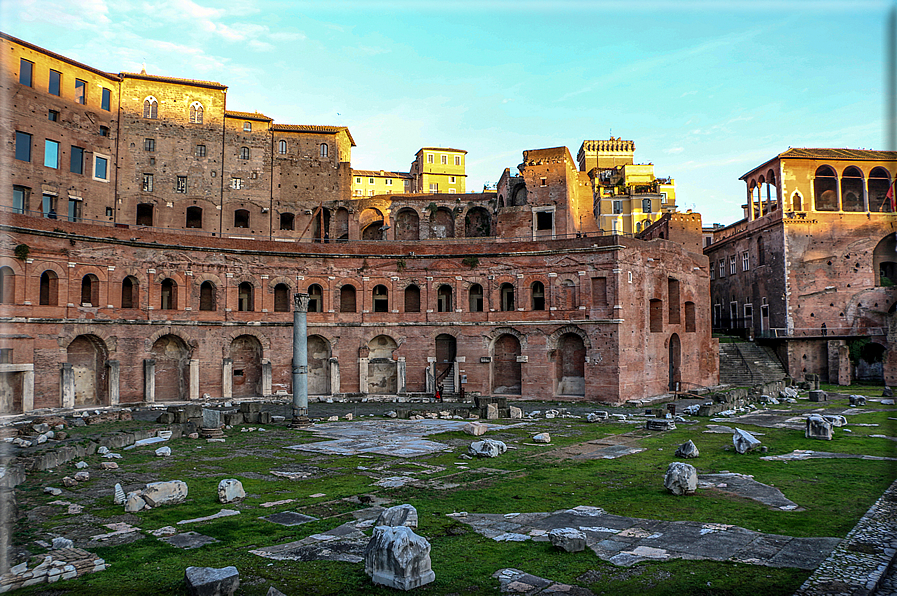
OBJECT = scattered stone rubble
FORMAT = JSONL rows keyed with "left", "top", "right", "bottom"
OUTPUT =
{"left": 184, "top": 566, "right": 239, "bottom": 596}
{"left": 217, "top": 479, "right": 245, "bottom": 504}
{"left": 805, "top": 414, "right": 834, "bottom": 440}
{"left": 675, "top": 440, "right": 699, "bottom": 458}
{"left": 549, "top": 528, "right": 587, "bottom": 552}
{"left": 493, "top": 568, "right": 595, "bottom": 596}
{"left": 0, "top": 548, "right": 106, "bottom": 592}
{"left": 664, "top": 462, "right": 697, "bottom": 496}
{"left": 732, "top": 428, "right": 761, "bottom": 454}
{"left": 364, "top": 525, "right": 435, "bottom": 590}
{"left": 469, "top": 439, "right": 507, "bottom": 458}
{"left": 125, "top": 480, "right": 188, "bottom": 512}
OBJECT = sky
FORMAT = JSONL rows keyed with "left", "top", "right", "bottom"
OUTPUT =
{"left": 3, "top": 0, "right": 893, "bottom": 225}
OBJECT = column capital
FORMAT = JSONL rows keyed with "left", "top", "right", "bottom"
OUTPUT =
{"left": 294, "top": 292, "right": 310, "bottom": 312}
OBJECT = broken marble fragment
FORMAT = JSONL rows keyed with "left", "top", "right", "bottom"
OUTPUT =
{"left": 664, "top": 462, "right": 697, "bottom": 496}
{"left": 364, "top": 526, "right": 435, "bottom": 590}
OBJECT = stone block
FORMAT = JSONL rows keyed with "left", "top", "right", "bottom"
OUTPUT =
{"left": 509, "top": 406, "right": 522, "bottom": 419}
{"left": 374, "top": 504, "right": 418, "bottom": 528}
{"left": 239, "top": 402, "right": 261, "bottom": 414}
{"left": 202, "top": 409, "right": 222, "bottom": 429}
{"left": 485, "top": 404, "right": 499, "bottom": 420}
{"left": 259, "top": 411, "right": 271, "bottom": 424}
{"left": 548, "top": 527, "right": 587, "bottom": 552}
{"left": 217, "top": 479, "right": 245, "bottom": 504}
{"left": 664, "top": 461, "right": 697, "bottom": 495}
{"left": 733, "top": 428, "right": 761, "bottom": 454}
{"left": 675, "top": 440, "right": 699, "bottom": 458}
{"left": 157, "top": 412, "right": 175, "bottom": 424}
{"left": 462, "top": 422, "right": 488, "bottom": 436}
{"left": 113, "top": 483, "right": 126, "bottom": 505}
{"left": 364, "top": 526, "right": 435, "bottom": 590}
{"left": 141, "top": 480, "right": 188, "bottom": 507}
{"left": 125, "top": 492, "right": 147, "bottom": 512}
{"left": 224, "top": 412, "right": 243, "bottom": 426}
{"left": 849, "top": 395, "right": 866, "bottom": 406}
{"left": 532, "top": 433, "right": 551, "bottom": 443}
{"left": 468, "top": 439, "right": 507, "bottom": 458}
{"left": 805, "top": 414, "right": 833, "bottom": 440}
{"left": 808, "top": 390, "right": 826, "bottom": 402}
{"left": 646, "top": 419, "right": 676, "bottom": 431}
{"left": 156, "top": 446, "right": 172, "bottom": 457}
{"left": 185, "top": 566, "right": 240, "bottom": 596}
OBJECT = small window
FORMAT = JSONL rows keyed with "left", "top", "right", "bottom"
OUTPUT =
{"left": 189, "top": 101, "right": 203, "bottom": 124}
{"left": 718, "top": 259, "right": 725, "bottom": 278}
{"left": 48, "top": 109, "right": 59, "bottom": 122}
{"left": 340, "top": 285, "right": 357, "bottom": 312}
{"left": 369, "top": 177, "right": 375, "bottom": 184}
{"left": 441, "top": 154, "right": 447, "bottom": 164}
{"left": 231, "top": 178, "right": 243, "bottom": 190}
{"left": 186, "top": 206, "right": 202, "bottom": 228}
{"left": 94, "top": 155, "right": 109, "bottom": 180}
{"left": 427, "top": 153, "right": 434, "bottom": 164}
{"left": 41, "top": 194, "right": 56, "bottom": 218}
{"left": 15, "top": 132, "right": 31, "bottom": 162}
{"left": 44, "top": 140, "right": 59, "bottom": 169}
{"left": 385, "top": 179, "right": 392, "bottom": 186}
{"left": 469, "top": 283, "right": 484, "bottom": 312}
{"left": 450, "top": 176, "right": 456, "bottom": 184}
{"left": 279, "top": 140, "right": 287, "bottom": 154}
{"left": 12, "top": 186, "right": 28, "bottom": 214}
{"left": 39, "top": 271, "right": 58, "bottom": 306}
{"left": 742, "top": 251, "right": 750, "bottom": 272}
{"left": 68, "top": 198, "right": 82, "bottom": 222}
{"left": 143, "top": 97, "right": 158, "bottom": 119}
{"left": 49, "top": 69, "right": 61, "bottom": 95}
{"left": 531, "top": 281, "right": 545, "bottom": 310}
{"left": 274, "top": 284, "right": 290, "bottom": 312}
{"left": 372, "top": 284, "right": 389, "bottom": 312}
{"left": 404, "top": 284, "right": 420, "bottom": 313}
{"left": 121, "top": 276, "right": 138, "bottom": 309}
{"left": 448, "top": 189, "right": 456, "bottom": 194}
{"left": 144, "top": 138, "right": 155, "bottom": 152}
{"left": 199, "top": 281, "right": 216, "bottom": 311}
{"left": 238, "top": 282, "right": 254, "bottom": 311}
{"left": 649, "top": 299, "right": 663, "bottom": 332}
{"left": 240, "top": 147, "right": 250, "bottom": 160}
{"left": 500, "top": 283, "right": 515, "bottom": 311}
{"left": 455, "top": 155, "right": 461, "bottom": 166}
{"left": 101, "top": 88, "right": 111, "bottom": 111}
{"left": 540, "top": 177, "right": 547, "bottom": 187}
{"left": 142, "top": 173, "right": 154, "bottom": 192}
{"left": 613, "top": 200, "right": 623, "bottom": 214}
{"left": 74, "top": 79, "right": 86, "bottom": 105}
{"left": 176, "top": 176, "right": 187, "bottom": 194}
{"left": 279, "top": 213, "right": 294, "bottom": 230}
{"left": 136, "top": 203, "right": 153, "bottom": 226}
{"left": 308, "top": 284, "right": 324, "bottom": 312}
{"left": 161, "top": 278, "right": 176, "bottom": 310}
{"left": 320, "top": 143, "right": 328, "bottom": 157}
{"left": 536, "top": 210, "right": 553, "bottom": 231}
{"left": 105, "top": 206, "right": 113, "bottom": 217}
{"left": 70, "top": 146, "right": 84, "bottom": 174}
{"left": 234, "top": 209, "right": 249, "bottom": 228}
{"left": 429, "top": 183, "right": 438, "bottom": 193}
{"left": 437, "top": 285, "right": 453, "bottom": 312}
{"left": 99, "top": 126, "right": 109, "bottom": 137}
{"left": 196, "top": 144, "right": 207, "bottom": 158}
{"left": 19, "top": 59, "right": 33, "bottom": 87}
{"left": 355, "top": 177, "right": 362, "bottom": 184}
{"left": 642, "top": 198, "right": 652, "bottom": 213}
{"left": 243, "top": 121, "right": 251, "bottom": 132}
{"left": 729, "top": 255, "right": 737, "bottom": 275}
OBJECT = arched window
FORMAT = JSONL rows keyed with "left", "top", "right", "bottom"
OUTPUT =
{"left": 869, "top": 167, "right": 893, "bottom": 212}
{"left": 186, "top": 206, "right": 202, "bottom": 229}
{"left": 161, "top": 278, "right": 177, "bottom": 310}
{"left": 243, "top": 121, "right": 251, "bottom": 132}
{"left": 500, "top": 283, "right": 515, "bottom": 311}
{"left": 404, "top": 284, "right": 420, "bottom": 313}
{"left": 437, "top": 285, "right": 453, "bottom": 312}
{"left": 841, "top": 166, "right": 865, "bottom": 212}
{"left": 279, "top": 213, "right": 294, "bottom": 230}
{"left": 469, "top": 283, "right": 484, "bottom": 312}
{"left": 121, "top": 276, "right": 138, "bottom": 308}
{"left": 189, "top": 101, "right": 203, "bottom": 124}
{"left": 813, "top": 165, "right": 838, "bottom": 211}
{"left": 80, "top": 274, "right": 98, "bottom": 306}
{"left": 239, "top": 147, "right": 250, "bottom": 160}
{"left": 372, "top": 284, "right": 389, "bottom": 312}
{"left": 143, "top": 96, "right": 158, "bottom": 119}
{"left": 234, "top": 209, "right": 250, "bottom": 228}
{"left": 278, "top": 140, "right": 287, "bottom": 154}
{"left": 320, "top": 143, "right": 328, "bottom": 158}
{"left": 340, "top": 285, "right": 356, "bottom": 312}
{"left": 308, "top": 284, "right": 323, "bottom": 312}
{"left": 238, "top": 282, "right": 253, "bottom": 311}
{"left": 39, "top": 270, "right": 58, "bottom": 306}
{"left": 531, "top": 281, "right": 545, "bottom": 310}
{"left": 199, "top": 281, "right": 216, "bottom": 311}
{"left": 0, "top": 267, "right": 13, "bottom": 305}
{"left": 274, "top": 283, "right": 290, "bottom": 312}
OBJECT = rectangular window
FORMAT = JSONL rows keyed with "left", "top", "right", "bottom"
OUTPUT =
{"left": 448, "top": 189, "right": 456, "bottom": 193}
{"left": 176, "top": 176, "right": 187, "bottom": 193}
{"left": 75, "top": 79, "right": 86, "bottom": 104}
{"left": 101, "top": 88, "right": 111, "bottom": 111}
{"left": 355, "top": 177, "right": 361, "bottom": 183}
{"left": 94, "top": 155, "right": 109, "bottom": 180}
{"left": 385, "top": 179, "right": 392, "bottom": 185}
{"left": 70, "top": 146, "right": 84, "bottom": 174}
{"left": 48, "top": 109, "right": 59, "bottom": 122}
{"left": 231, "top": 178, "right": 243, "bottom": 190}
{"left": 744, "top": 303, "right": 753, "bottom": 322}
{"left": 454, "top": 155, "right": 461, "bottom": 166}
{"left": 729, "top": 255, "right": 737, "bottom": 275}
{"left": 49, "top": 70, "right": 61, "bottom": 96}
{"left": 42, "top": 194, "right": 56, "bottom": 217}
{"left": 12, "top": 186, "right": 28, "bottom": 214}
{"left": 144, "top": 138, "right": 155, "bottom": 152}
{"left": 613, "top": 200, "right": 623, "bottom": 214}
{"left": 99, "top": 126, "right": 109, "bottom": 137}
{"left": 441, "top": 154, "right": 447, "bottom": 164}
{"left": 15, "top": 131, "right": 32, "bottom": 162}
{"left": 68, "top": 198, "right": 82, "bottom": 222}
{"left": 729, "top": 301, "right": 738, "bottom": 326}
{"left": 540, "top": 177, "right": 547, "bottom": 187}
{"left": 196, "top": 144, "right": 206, "bottom": 157}
{"left": 742, "top": 251, "right": 750, "bottom": 271}
{"left": 44, "top": 140, "right": 59, "bottom": 169}
{"left": 535, "top": 210, "right": 553, "bottom": 230}
{"left": 427, "top": 153, "right": 433, "bottom": 164}
{"left": 369, "top": 177, "right": 374, "bottom": 184}
{"left": 642, "top": 198, "right": 652, "bottom": 213}
{"left": 710, "top": 265, "right": 715, "bottom": 280}
{"left": 142, "top": 174, "right": 153, "bottom": 192}
{"left": 19, "top": 59, "right": 33, "bottom": 86}
{"left": 591, "top": 277, "right": 608, "bottom": 307}
{"left": 429, "top": 183, "right": 438, "bottom": 193}
{"left": 450, "top": 176, "right": 456, "bottom": 183}
{"left": 718, "top": 259, "right": 725, "bottom": 278}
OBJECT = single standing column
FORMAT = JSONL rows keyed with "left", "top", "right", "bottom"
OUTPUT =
{"left": 291, "top": 292, "right": 310, "bottom": 427}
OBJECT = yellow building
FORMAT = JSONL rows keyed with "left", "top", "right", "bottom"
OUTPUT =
{"left": 351, "top": 170, "right": 412, "bottom": 196}
{"left": 410, "top": 147, "right": 466, "bottom": 193}
{"left": 578, "top": 138, "right": 677, "bottom": 234}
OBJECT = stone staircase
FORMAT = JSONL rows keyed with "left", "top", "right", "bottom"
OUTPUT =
{"left": 719, "top": 342, "right": 787, "bottom": 386}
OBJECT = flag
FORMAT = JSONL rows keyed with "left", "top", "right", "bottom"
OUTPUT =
{"left": 888, "top": 181, "right": 895, "bottom": 212}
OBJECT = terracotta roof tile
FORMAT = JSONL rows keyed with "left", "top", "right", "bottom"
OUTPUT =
{"left": 416, "top": 147, "right": 467, "bottom": 154}
{"left": 271, "top": 124, "right": 355, "bottom": 146}
{"left": 1, "top": 32, "right": 121, "bottom": 81}
{"left": 225, "top": 110, "right": 272, "bottom": 121}
{"left": 120, "top": 72, "right": 226, "bottom": 90}
{"left": 779, "top": 148, "right": 897, "bottom": 161}
{"left": 352, "top": 170, "right": 412, "bottom": 178}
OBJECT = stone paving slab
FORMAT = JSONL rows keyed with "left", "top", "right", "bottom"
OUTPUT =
{"left": 698, "top": 473, "right": 803, "bottom": 510}
{"left": 455, "top": 506, "right": 838, "bottom": 570}
{"left": 494, "top": 568, "right": 595, "bottom": 596}
{"left": 261, "top": 511, "right": 318, "bottom": 526}
{"left": 760, "top": 450, "right": 897, "bottom": 462}
{"left": 159, "top": 532, "right": 218, "bottom": 549}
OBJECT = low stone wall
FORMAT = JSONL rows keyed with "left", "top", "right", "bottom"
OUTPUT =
{"left": 793, "top": 478, "right": 897, "bottom": 596}
{"left": 697, "top": 380, "right": 787, "bottom": 416}
{"left": 0, "top": 548, "right": 105, "bottom": 592}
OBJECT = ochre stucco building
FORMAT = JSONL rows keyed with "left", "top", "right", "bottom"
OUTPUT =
{"left": 0, "top": 33, "right": 717, "bottom": 413}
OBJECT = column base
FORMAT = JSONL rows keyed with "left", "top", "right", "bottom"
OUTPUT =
{"left": 289, "top": 416, "right": 311, "bottom": 429}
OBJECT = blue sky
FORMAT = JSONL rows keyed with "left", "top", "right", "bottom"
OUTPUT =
{"left": 4, "top": 0, "right": 892, "bottom": 224}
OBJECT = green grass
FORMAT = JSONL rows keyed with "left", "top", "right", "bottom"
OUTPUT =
{"left": 8, "top": 395, "right": 897, "bottom": 595}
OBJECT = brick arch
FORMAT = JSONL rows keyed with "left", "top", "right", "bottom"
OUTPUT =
{"left": 31, "top": 260, "right": 66, "bottom": 279}
{"left": 222, "top": 328, "right": 270, "bottom": 356}
{"left": 116, "top": 267, "right": 147, "bottom": 286}
{"left": 483, "top": 326, "right": 527, "bottom": 351}
{"left": 144, "top": 328, "right": 197, "bottom": 352}
{"left": 193, "top": 272, "right": 223, "bottom": 286}
{"left": 546, "top": 325, "right": 592, "bottom": 351}
{"left": 232, "top": 274, "right": 260, "bottom": 287}
{"left": 71, "top": 264, "right": 108, "bottom": 283}
{"left": 267, "top": 276, "right": 294, "bottom": 292}
{"left": 58, "top": 326, "right": 118, "bottom": 353}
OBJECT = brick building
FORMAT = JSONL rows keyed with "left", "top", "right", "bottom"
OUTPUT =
{"left": 705, "top": 148, "right": 897, "bottom": 385}
{"left": 0, "top": 33, "right": 717, "bottom": 413}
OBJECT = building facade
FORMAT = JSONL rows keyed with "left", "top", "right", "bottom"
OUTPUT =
{"left": 352, "top": 170, "right": 412, "bottom": 196}
{"left": 409, "top": 147, "right": 466, "bottom": 194}
{"left": 0, "top": 33, "right": 717, "bottom": 414}
{"left": 705, "top": 148, "right": 897, "bottom": 385}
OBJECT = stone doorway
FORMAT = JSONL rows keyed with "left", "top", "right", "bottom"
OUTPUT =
{"left": 151, "top": 335, "right": 190, "bottom": 401}
{"left": 492, "top": 334, "right": 521, "bottom": 395}
{"left": 308, "top": 335, "right": 331, "bottom": 395}
{"left": 230, "top": 335, "right": 262, "bottom": 398}
{"left": 555, "top": 333, "right": 585, "bottom": 396}
{"left": 67, "top": 335, "right": 108, "bottom": 406}
{"left": 367, "top": 335, "right": 397, "bottom": 394}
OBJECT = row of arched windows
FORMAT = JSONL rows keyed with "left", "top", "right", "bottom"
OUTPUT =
{"left": 277, "top": 140, "right": 329, "bottom": 158}
{"left": 812, "top": 166, "right": 892, "bottom": 212}
{"left": 142, "top": 97, "right": 204, "bottom": 124}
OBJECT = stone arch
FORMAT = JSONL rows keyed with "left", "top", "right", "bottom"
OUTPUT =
{"left": 333, "top": 207, "right": 350, "bottom": 240}
{"left": 395, "top": 208, "right": 421, "bottom": 241}
{"left": 484, "top": 326, "right": 527, "bottom": 351}
{"left": 221, "top": 328, "right": 271, "bottom": 354}
{"left": 151, "top": 334, "right": 191, "bottom": 401}
{"left": 230, "top": 334, "right": 263, "bottom": 397}
{"left": 510, "top": 184, "right": 528, "bottom": 206}
{"left": 874, "top": 233, "right": 897, "bottom": 287}
{"left": 464, "top": 207, "right": 492, "bottom": 238}
{"left": 491, "top": 333, "right": 522, "bottom": 395}
{"left": 67, "top": 334, "right": 108, "bottom": 406}
{"left": 308, "top": 334, "right": 332, "bottom": 395}
{"left": 790, "top": 190, "right": 804, "bottom": 211}
{"left": 554, "top": 332, "right": 586, "bottom": 396}
{"left": 367, "top": 335, "right": 398, "bottom": 394}
{"left": 144, "top": 328, "right": 196, "bottom": 352}
{"left": 360, "top": 207, "right": 385, "bottom": 240}
{"left": 546, "top": 325, "right": 592, "bottom": 351}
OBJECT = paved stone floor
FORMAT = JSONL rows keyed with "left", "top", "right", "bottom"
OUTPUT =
{"left": 697, "top": 473, "right": 802, "bottom": 510}
{"left": 452, "top": 505, "right": 839, "bottom": 570}
{"left": 494, "top": 568, "right": 596, "bottom": 595}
